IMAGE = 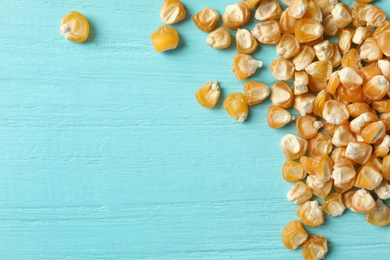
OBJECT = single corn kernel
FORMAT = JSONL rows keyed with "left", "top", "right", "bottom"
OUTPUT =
{"left": 313, "top": 90, "right": 331, "bottom": 118}
{"left": 346, "top": 141, "right": 373, "bottom": 165}
{"left": 359, "top": 37, "right": 383, "bottom": 62}
{"left": 293, "top": 45, "right": 316, "bottom": 71}
{"left": 361, "top": 65, "right": 383, "bottom": 84}
{"left": 251, "top": 20, "right": 282, "bottom": 44}
{"left": 322, "top": 100, "right": 349, "bottom": 125}
{"left": 331, "top": 147, "right": 347, "bottom": 164}
{"left": 377, "top": 31, "right": 390, "bottom": 57}
{"left": 344, "top": 190, "right": 357, "bottom": 212}
{"left": 339, "top": 67, "right": 363, "bottom": 90}
{"left": 383, "top": 155, "right": 390, "bottom": 180}
{"left": 193, "top": 7, "right": 219, "bottom": 32}
{"left": 380, "top": 112, "right": 390, "bottom": 133}
{"left": 331, "top": 3, "right": 352, "bottom": 29}
{"left": 294, "top": 72, "right": 309, "bottom": 95}
{"left": 294, "top": 93, "right": 315, "bottom": 116}
{"left": 366, "top": 199, "right": 390, "bottom": 226}
{"left": 311, "top": 155, "right": 333, "bottom": 182}
{"left": 300, "top": 156, "right": 315, "bottom": 175}
{"left": 243, "top": 81, "right": 270, "bottom": 105}
{"left": 338, "top": 28, "right": 354, "bottom": 55}
{"left": 316, "top": 0, "right": 337, "bottom": 17}
{"left": 374, "top": 135, "right": 390, "bottom": 157}
{"left": 369, "top": 156, "right": 383, "bottom": 172}
{"left": 305, "top": 60, "right": 332, "bottom": 81}
{"left": 332, "top": 124, "right": 355, "bottom": 147}
{"left": 351, "top": 3, "right": 371, "bottom": 28}
{"left": 303, "top": 0, "right": 322, "bottom": 22}
{"left": 271, "top": 58, "right": 295, "bottom": 81}
{"left": 60, "top": 11, "right": 89, "bottom": 43}
{"left": 281, "top": 134, "right": 308, "bottom": 160}
{"left": 347, "top": 103, "right": 371, "bottom": 118}
{"left": 276, "top": 34, "right": 300, "bottom": 59}
{"left": 308, "top": 75, "right": 327, "bottom": 93}
{"left": 207, "top": 27, "right": 231, "bottom": 49}
{"left": 280, "top": 9, "right": 299, "bottom": 34}
{"left": 337, "top": 85, "right": 364, "bottom": 103}
{"left": 288, "top": 0, "right": 308, "bottom": 19}
{"left": 195, "top": 82, "right": 220, "bottom": 108}
{"left": 332, "top": 158, "right": 356, "bottom": 191}
{"left": 287, "top": 181, "right": 313, "bottom": 205}
{"left": 313, "top": 40, "right": 333, "bottom": 61}
{"left": 160, "top": 0, "right": 186, "bottom": 25}
{"left": 350, "top": 112, "right": 378, "bottom": 134}
{"left": 255, "top": 0, "right": 282, "bottom": 21}
{"left": 365, "top": 6, "right": 386, "bottom": 28}
{"left": 306, "top": 175, "right": 332, "bottom": 199}
{"left": 323, "top": 120, "right": 338, "bottom": 138}
{"left": 341, "top": 48, "right": 362, "bottom": 69}
{"left": 151, "top": 26, "right": 179, "bottom": 52}
{"left": 352, "top": 188, "right": 376, "bottom": 213}
{"left": 222, "top": 2, "right": 251, "bottom": 30}
{"left": 236, "top": 28, "right": 258, "bottom": 54}
{"left": 242, "top": 0, "right": 262, "bottom": 9}
{"left": 372, "top": 99, "right": 390, "bottom": 113}
{"left": 378, "top": 59, "right": 390, "bottom": 81}
{"left": 268, "top": 106, "right": 295, "bottom": 128}
{"left": 224, "top": 92, "right": 249, "bottom": 122}
{"left": 281, "top": 220, "right": 309, "bottom": 250}
{"left": 373, "top": 20, "right": 390, "bottom": 41}
{"left": 297, "top": 200, "right": 324, "bottom": 227}
{"left": 295, "top": 18, "right": 324, "bottom": 43}
{"left": 270, "top": 82, "right": 294, "bottom": 108}
{"left": 322, "top": 193, "right": 345, "bottom": 217}
{"left": 374, "top": 179, "right": 390, "bottom": 200}
{"left": 363, "top": 76, "right": 389, "bottom": 101}
{"left": 233, "top": 54, "right": 263, "bottom": 80}
{"left": 352, "top": 26, "right": 373, "bottom": 45}
{"left": 322, "top": 14, "right": 339, "bottom": 36}
{"left": 283, "top": 160, "right": 307, "bottom": 182}
{"left": 329, "top": 43, "right": 341, "bottom": 67}
{"left": 296, "top": 115, "right": 322, "bottom": 140}
{"left": 302, "top": 236, "right": 328, "bottom": 260}
{"left": 325, "top": 71, "right": 340, "bottom": 95}
{"left": 361, "top": 121, "right": 386, "bottom": 144}
{"left": 355, "top": 162, "right": 383, "bottom": 190}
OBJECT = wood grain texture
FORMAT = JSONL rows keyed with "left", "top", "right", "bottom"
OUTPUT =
{"left": 0, "top": 0, "right": 389, "bottom": 259}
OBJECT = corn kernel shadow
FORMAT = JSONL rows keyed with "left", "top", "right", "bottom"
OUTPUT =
{"left": 84, "top": 18, "right": 96, "bottom": 43}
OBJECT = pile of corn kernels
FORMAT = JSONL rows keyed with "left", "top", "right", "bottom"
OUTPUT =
{"left": 150, "top": 0, "right": 390, "bottom": 259}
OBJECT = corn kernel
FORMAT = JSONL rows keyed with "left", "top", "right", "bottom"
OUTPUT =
{"left": 243, "top": 81, "right": 270, "bottom": 105}
{"left": 359, "top": 37, "right": 383, "bottom": 62}
{"left": 297, "top": 200, "right": 324, "bottom": 227}
{"left": 322, "top": 193, "right": 345, "bottom": 217}
{"left": 338, "top": 28, "right": 354, "bottom": 55}
{"left": 287, "top": 181, "right": 313, "bottom": 205}
{"left": 347, "top": 103, "right": 371, "bottom": 118}
{"left": 373, "top": 20, "right": 390, "bottom": 41}
{"left": 281, "top": 134, "right": 308, "bottom": 160}
{"left": 361, "top": 65, "right": 383, "bottom": 84}
{"left": 331, "top": 147, "right": 347, "bottom": 164}
{"left": 207, "top": 27, "right": 231, "bottom": 49}
{"left": 329, "top": 43, "right": 341, "bottom": 67}
{"left": 294, "top": 72, "right": 309, "bottom": 95}
{"left": 288, "top": 0, "right": 308, "bottom": 19}
{"left": 242, "top": 0, "right": 262, "bottom": 9}
{"left": 376, "top": 31, "right": 390, "bottom": 57}
{"left": 294, "top": 93, "right": 316, "bottom": 116}
{"left": 355, "top": 162, "right": 383, "bottom": 190}
{"left": 332, "top": 158, "right": 356, "bottom": 191}
{"left": 332, "top": 124, "right": 355, "bottom": 148}
{"left": 351, "top": 3, "right": 371, "bottom": 27}
{"left": 281, "top": 0, "right": 293, "bottom": 6}
{"left": 369, "top": 156, "right": 383, "bottom": 171}
{"left": 306, "top": 175, "right": 332, "bottom": 198}
{"left": 160, "top": 0, "right": 186, "bottom": 25}
{"left": 362, "top": 76, "right": 389, "bottom": 101}
{"left": 223, "top": 2, "right": 251, "bottom": 30}
{"left": 224, "top": 93, "right": 249, "bottom": 122}
{"left": 372, "top": 99, "right": 390, "bottom": 113}
{"left": 352, "top": 26, "right": 372, "bottom": 45}
{"left": 339, "top": 67, "right": 363, "bottom": 90}
{"left": 374, "top": 179, "right": 390, "bottom": 200}
{"left": 255, "top": 0, "right": 282, "bottom": 21}
{"left": 350, "top": 112, "right": 378, "bottom": 134}
{"left": 337, "top": 85, "right": 364, "bottom": 103}
{"left": 276, "top": 34, "right": 300, "bottom": 59}
{"left": 195, "top": 82, "right": 220, "bottom": 108}
{"left": 365, "top": 6, "right": 386, "bottom": 28}
{"left": 316, "top": 0, "right": 337, "bottom": 17}
{"left": 300, "top": 156, "right": 315, "bottom": 175}
{"left": 282, "top": 220, "right": 309, "bottom": 250}
{"left": 295, "top": 18, "right": 324, "bottom": 43}
{"left": 151, "top": 26, "right": 179, "bottom": 52}
{"left": 324, "top": 71, "right": 340, "bottom": 95}
{"left": 236, "top": 28, "right": 258, "bottom": 55}
{"left": 331, "top": 3, "right": 352, "bottom": 29}
{"left": 341, "top": 48, "right": 362, "bottom": 69}
{"left": 344, "top": 190, "right": 357, "bottom": 212}
{"left": 233, "top": 54, "right": 263, "bottom": 80}
{"left": 378, "top": 59, "right": 390, "bottom": 81}
{"left": 268, "top": 106, "right": 295, "bottom": 128}
{"left": 193, "top": 7, "right": 219, "bottom": 32}
{"left": 322, "top": 100, "right": 349, "bottom": 125}
{"left": 303, "top": 0, "right": 322, "bottom": 22}
{"left": 380, "top": 112, "right": 390, "bottom": 133}
{"left": 313, "top": 40, "right": 333, "bottom": 61}
{"left": 322, "top": 14, "right": 339, "bottom": 36}
{"left": 312, "top": 155, "right": 333, "bottom": 182}
{"left": 60, "top": 11, "right": 89, "bottom": 43}
{"left": 283, "top": 160, "right": 307, "bottom": 182}
{"left": 374, "top": 135, "right": 390, "bottom": 157}
{"left": 366, "top": 199, "right": 390, "bottom": 226}
{"left": 361, "top": 121, "right": 386, "bottom": 144}
{"left": 293, "top": 45, "right": 316, "bottom": 71}
{"left": 323, "top": 120, "right": 338, "bottom": 138}
{"left": 352, "top": 188, "right": 376, "bottom": 213}
{"left": 270, "top": 82, "right": 294, "bottom": 109}
{"left": 305, "top": 60, "right": 332, "bottom": 81}
{"left": 313, "top": 90, "right": 331, "bottom": 117}
{"left": 296, "top": 115, "right": 322, "bottom": 140}
{"left": 280, "top": 9, "right": 299, "bottom": 34}
{"left": 346, "top": 141, "right": 373, "bottom": 165}
{"left": 302, "top": 236, "right": 328, "bottom": 260}
{"left": 271, "top": 58, "right": 295, "bottom": 81}
{"left": 251, "top": 20, "right": 282, "bottom": 44}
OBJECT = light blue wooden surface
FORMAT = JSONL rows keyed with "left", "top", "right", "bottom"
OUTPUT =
{"left": 0, "top": 0, "right": 389, "bottom": 259}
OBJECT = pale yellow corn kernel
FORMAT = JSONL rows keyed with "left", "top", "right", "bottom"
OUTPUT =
{"left": 363, "top": 75, "right": 389, "bottom": 101}
{"left": 281, "top": 220, "right": 309, "bottom": 250}
{"left": 341, "top": 48, "right": 362, "bottom": 70}
{"left": 350, "top": 112, "right": 378, "bottom": 134}
{"left": 236, "top": 28, "right": 258, "bottom": 55}
{"left": 267, "top": 106, "right": 295, "bottom": 128}
{"left": 331, "top": 147, "right": 347, "bottom": 164}
{"left": 276, "top": 34, "right": 300, "bottom": 59}
{"left": 346, "top": 141, "right": 373, "bottom": 165}
{"left": 351, "top": 3, "right": 371, "bottom": 28}
{"left": 294, "top": 72, "right": 309, "bottom": 95}
{"left": 287, "top": 181, "right": 312, "bottom": 205}
{"left": 332, "top": 124, "right": 355, "bottom": 147}
{"left": 295, "top": 18, "right": 324, "bottom": 43}
{"left": 224, "top": 92, "right": 249, "bottom": 122}
{"left": 271, "top": 58, "right": 295, "bottom": 81}
{"left": 377, "top": 31, "right": 390, "bottom": 57}
{"left": 373, "top": 20, "right": 390, "bottom": 41}
{"left": 312, "top": 155, "right": 333, "bottom": 182}
{"left": 243, "top": 81, "right": 270, "bottom": 105}
{"left": 313, "top": 90, "right": 331, "bottom": 118}
{"left": 60, "top": 11, "right": 89, "bottom": 43}
{"left": 233, "top": 54, "right": 263, "bottom": 80}
{"left": 251, "top": 20, "right": 282, "bottom": 44}
{"left": 306, "top": 175, "right": 332, "bottom": 198}
{"left": 223, "top": 2, "right": 251, "bottom": 30}
{"left": 300, "top": 156, "right": 315, "bottom": 175}
{"left": 332, "top": 158, "right": 356, "bottom": 191}
{"left": 305, "top": 60, "right": 332, "bottom": 81}
{"left": 294, "top": 93, "right": 315, "bottom": 116}
{"left": 313, "top": 40, "right": 333, "bottom": 61}
{"left": 322, "top": 193, "right": 345, "bottom": 217}
{"left": 270, "top": 82, "right": 294, "bottom": 109}
{"left": 302, "top": 236, "right": 328, "bottom": 260}
{"left": 352, "top": 188, "right": 376, "bottom": 213}
{"left": 207, "top": 27, "right": 231, "bottom": 49}
{"left": 338, "top": 28, "right": 354, "bottom": 55}
{"left": 365, "top": 6, "right": 386, "bottom": 28}
{"left": 242, "top": 0, "right": 262, "bottom": 9}
{"left": 339, "top": 67, "right": 363, "bottom": 90}
{"left": 383, "top": 155, "right": 390, "bottom": 181}
{"left": 331, "top": 3, "right": 352, "bottom": 28}
{"left": 296, "top": 200, "right": 324, "bottom": 227}
{"left": 374, "top": 179, "right": 390, "bottom": 200}
{"left": 316, "top": 0, "right": 337, "bottom": 17}
{"left": 308, "top": 77, "right": 326, "bottom": 95}
{"left": 374, "top": 135, "right": 390, "bottom": 158}
{"left": 288, "top": 0, "right": 308, "bottom": 19}
{"left": 352, "top": 27, "right": 372, "bottom": 45}
{"left": 160, "top": 0, "right": 186, "bottom": 25}
{"left": 195, "top": 82, "right": 220, "bottom": 108}
{"left": 322, "top": 14, "right": 339, "bottom": 36}
{"left": 281, "top": 134, "right": 309, "bottom": 160}
{"left": 283, "top": 160, "right": 307, "bottom": 182}
{"left": 359, "top": 37, "right": 383, "bottom": 62}
{"left": 329, "top": 43, "right": 341, "bottom": 67}
{"left": 347, "top": 103, "right": 371, "bottom": 118}
{"left": 344, "top": 190, "right": 357, "bottom": 212}
{"left": 325, "top": 71, "right": 340, "bottom": 95}
{"left": 280, "top": 9, "right": 299, "bottom": 34}
{"left": 303, "top": 0, "right": 323, "bottom": 22}
{"left": 296, "top": 115, "right": 322, "bottom": 139}
{"left": 355, "top": 162, "right": 383, "bottom": 190}
{"left": 361, "top": 65, "right": 383, "bottom": 84}
{"left": 322, "top": 100, "right": 349, "bottom": 125}
{"left": 361, "top": 121, "right": 386, "bottom": 144}
{"left": 151, "top": 26, "right": 179, "bottom": 52}
{"left": 369, "top": 156, "right": 383, "bottom": 172}
{"left": 193, "top": 7, "right": 219, "bottom": 32}
{"left": 293, "top": 45, "right": 316, "bottom": 71}
{"left": 255, "top": 0, "right": 282, "bottom": 21}
{"left": 378, "top": 59, "right": 390, "bottom": 81}
{"left": 366, "top": 199, "right": 390, "bottom": 226}
{"left": 372, "top": 99, "right": 390, "bottom": 113}
{"left": 380, "top": 112, "right": 390, "bottom": 133}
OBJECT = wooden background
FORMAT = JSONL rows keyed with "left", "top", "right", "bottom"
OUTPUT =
{"left": 0, "top": 0, "right": 389, "bottom": 259}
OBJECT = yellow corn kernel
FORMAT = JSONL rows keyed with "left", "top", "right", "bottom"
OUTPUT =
{"left": 222, "top": 2, "right": 251, "bottom": 30}
{"left": 361, "top": 65, "right": 383, "bottom": 84}
{"left": 293, "top": 45, "right": 316, "bottom": 71}
{"left": 281, "top": 220, "right": 309, "bottom": 250}
{"left": 322, "top": 14, "right": 339, "bottom": 36}
{"left": 305, "top": 60, "right": 332, "bottom": 81}
{"left": 233, "top": 54, "right": 263, "bottom": 80}
{"left": 242, "top": 0, "right": 262, "bottom": 9}
{"left": 303, "top": 0, "right": 322, "bottom": 22}
{"left": 294, "top": 72, "right": 309, "bottom": 95}
{"left": 324, "top": 71, "right": 340, "bottom": 95}
{"left": 332, "top": 124, "right": 355, "bottom": 148}
{"left": 300, "top": 156, "right": 315, "bottom": 175}
{"left": 255, "top": 0, "right": 282, "bottom": 21}
{"left": 377, "top": 31, "right": 390, "bottom": 57}
{"left": 267, "top": 106, "right": 295, "bottom": 129}
{"left": 374, "top": 179, "right": 390, "bottom": 200}
{"left": 283, "top": 160, "right": 307, "bottom": 182}
{"left": 346, "top": 141, "right": 373, "bottom": 165}
{"left": 331, "top": 147, "right": 347, "bottom": 164}
{"left": 224, "top": 92, "right": 248, "bottom": 122}
{"left": 308, "top": 74, "right": 327, "bottom": 92}
{"left": 365, "top": 6, "right": 386, "bottom": 28}
{"left": 355, "top": 162, "right": 383, "bottom": 190}
{"left": 195, "top": 82, "right": 220, "bottom": 108}
{"left": 331, "top": 3, "right": 352, "bottom": 29}
{"left": 287, "top": 181, "right": 312, "bottom": 205}
{"left": 363, "top": 76, "right": 389, "bottom": 101}
{"left": 352, "top": 26, "right": 373, "bottom": 45}
{"left": 281, "top": 134, "right": 308, "bottom": 160}
{"left": 351, "top": 188, "right": 376, "bottom": 213}
{"left": 296, "top": 115, "right": 322, "bottom": 140}
{"left": 151, "top": 26, "right": 179, "bottom": 52}
{"left": 60, "top": 11, "right": 89, "bottom": 43}
{"left": 193, "top": 7, "right": 219, "bottom": 32}
{"left": 341, "top": 48, "right": 362, "bottom": 70}
{"left": 329, "top": 43, "right": 341, "bottom": 67}
{"left": 322, "top": 100, "right": 349, "bottom": 125}
{"left": 302, "top": 236, "right": 328, "bottom": 260}
{"left": 295, "top": 18, "right": 324, "bottom": 43}
{"left": 322, "top": 193, "right": 345, "bottom": 217}
{"left": 351, "top": 3, "right": 371, "bottom": 27}
{"left": 380, "top": 112, "right": 390, "bottom": 134}
{"left": 243, "top": 81, "right": 270, "bottom": 105}
{"left": 288, "top": 0, "right": 308, "bottom": 19}
{"left": 276, "top": 34, "right": 300, "bottom": 59}
{"left": 160, "top": 0, "right": 186, "bottom": 24}
{"left": 366, "top": 199, "right": 390, "bottom": 226}
{"left": 347, "top": 103, "right": 371, "bottom": 118}
{"left": 294, "top": 93, "right": 315, "bottom": 116}
{"left": 339, "top": 67, "right": 363, "bottom": 90}
{"left": 361, "top": 121, "right": 386, "bottom": 144}
{"left": 344, "top": 190, "right": 357, "bottom": 212}
{"left": 316, "top": 0, "right": 336, "bottom": 17}
{"left": 332, "top": 158, "right": 356, "bottom": 191}
{"left": 373, "top": 20, "right": 390, "bottom": 41}
{"left": 280, "top": 9, "right": 299, "bottom": 34}
{"left": 311, "top": 155, "right": 333, "bottom": 182}
{"left": 306, "top": 175, "right": 332, "bottom": 198}
{"left": 350, "top": 112, "right": 378, "bottom": 134}
{"left": 270, "top": 82, "right": 294, "bottom": 109}
{"left": 369, "top": 156, "right": 383, "bottom": 172}
{"left": 296, "top": 200, "right": 324, "bottom": 227}
{"left": 236, "top": 28, "right": 258, "bottom": 55}
{"left": 251, "top": 20, "right": 282, "bottom": 44}
{"left": 374, "top": 135, "right": 390, "bottom": 158}
{"left": 313, "top": 40, "right": 333, "bottom": 61}
{"left": 378, "top": 59, "right": 390, "bottom": 81}
{"left": 359, "top": 37, "right": 383, "bottom": 62}
{"left": 271, "top": 58, "right": 295, "bottom": 81}
{"left": 323, "top": 120, "right": 338, "bottom": 138}
{"left": 372, "top": 99, "right": 390, "bottom": 113}
{"left": 338, "top": 28, "right": 354, "bottom": 55}
{"left": 206, "top": 27, "right": 231, "bottom": 49}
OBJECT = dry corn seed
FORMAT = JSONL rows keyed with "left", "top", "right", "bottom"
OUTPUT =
{"left": 207, "top": 27, "right": 231, "bottom": 49}
{"left": 160, "top": 0, "right": 186, "bottom": 25}
{"left": 242, "top": 0, "right": 262, "bottom": 9}
{"left": 346, "top": 141, "right": 373, "bottom": 165}
{"left": 365, "top": 6, "right": 386, "bottom": 28}
{"left": 252, "top": 20, "right": 282, "bottom": 44}
{"left": 306, "top": 175, "right": 332, "bottom": 198}
{"left": 270, "top": 82, "right": 294, "bottom": 108}
{"left": 281, "top": 0, "right": 293, "bottom": 6}
{"left": 372, "top": 99, "right": 390, "bottom": 113}
{"left": 359, "top": 37, "right": 383, "bottom": 62}
{"left": 332, "top": 124, "right": 355, "bottom": 148}
{"left": 283, "top": 160, "right": 307, "bottom": 182}
{"left": 297, "top": 200, "right": 324, "bottom": 226}
{"left": 322, "top": 100, "right": 349, "bottom": 125}
{"left": 305, "top": 60, "right": 332, "bottom": 80}
{"left": 341, "top": 48, "right": 362, "bottom": 69}
{"left": 295, "top": 18, "right": 324, "bottom": 43}
{"left": 276, "top": 34, "right": 300, "bottom": 59}
{"left": 312, "top": 155, "right": 333, "bottom": 182}
{"left": 331, "top": 147, "right": 347, "bottom": 164}
{"left": 366, "top": 199, "right": 390, "bottom": 226}
{"left": 347, "top": 103, "right": 371, "bottom": 118}
{"left": 383, "top": 155, "right": 390, "bottom": 180}
{"left": 314, "top": 40, "right": 333, "bottom": 61}
{"left": 351, "top": 188, "right": 376, "bottom": 213}
{"left": 193, "top": 7, "right": 219, "bottom": 32}
{"left": 377, "top": 31, "right": 390, "bottom": 57}
{"left": 351, "top": 3, "right": 371, "bottom": 27}
{"left": 324, "top": 71, "right": 340, "bottom": 95}
{"left": 271, "top": 58, "right": 295, "bottom": 81}
{"left": 60, "top": 11, "right": 89, "bottom": 43}
{"left": 151, "top": 26, "right": 179, "bottom": 52}
{"left": 303, "top": 0, "right": 322, "bottom": 22}
{"left": 361, "top": 121, "right": 386, "bottom": 144}
{"left": 281, "top": 220, "right": 309, "bottom": 250}
{"left": 331, "top": 3, "right": 352, "bottom": 29}
{"left": 332, "top": 158, "right": 356, "bottom": 191}
{"left": 344, "top": 190, "right": 357, "bottom": 212}
{"left": 322, "top": 14, "right": 339, "bottom": 36}
{"left": 350, "top": 112, "right": 378, "bottom": 134}
{"left": 243, "top": 81, "right": 270, "bottom": 105}
{"left": 195, "top": 82, "right": 220, "bottom": 108}
{"left": 294, "top": 72, "right": 309, "bottom": 95}
{"left": 300, "top": 156, "right": 315, "bottom": 175}
{"left": 338, "top": 28, "right": 354, "bottom": 55}
{"left": 378, "top": 59, "right": 390, "bottom": 81}
{"left": 288, "top": 0, "right": 308, "bottom": 19}
{"left": 255, "top": 0, "right": 282, "bottom": 21}
{"left": 223, "top": 2, "right": 251, "bottom": 30}
{"left": 294, "top": 93, "right": 316, "bottom": 116}
{"left": 268, "top": 106, "right": 295, "bottom": 128}
{"left": 224, "top": 92, "right": 248, "bottom": 122}
{"left": 302, "top": 236, "right": 328, "bottom": 260}
{"left": 296, "top": 115, "right": 322, "bottom": 139}
{"left": 374, "top": 179, "right": 390, "bottom": 200}
{"left": 287, "top": 181, "right": 313, "bottom": 205}
{"left": 293, "top": 45, "right": 316, "bottom": 71}
{"left": 236, "top": 28, "right": 258, "bottom": 54}
{"left": 280, "top": 9, "right": 299, "bottom": 34}
{"left": 316, "top": 0, "right": 337, "bottom": 17}
{"left": 355, "top": 161, "right": 383, "bottom": 190}
{"left": 233, "top": 54, "right": 263, "bottom": 80}
{"left": 322, "top": 193, "right": 345, "bottom": 217}
{"left": 373, "top": 20, "right": 390, "bottom": 40}
{"left": 281, "top": 134, "right": 308, "bottom": 160}
{"left": 361, "top": 65, "right": 383, "bottom": 84}
{"left": 352, "top": 26, "right": 373, "bottom": 45}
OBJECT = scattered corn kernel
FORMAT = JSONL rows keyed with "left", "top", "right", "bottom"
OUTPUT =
{"left": 255, "top": 0, "right": 282, "bottom": 21}
{"left": 233, "top": 53, "right": 263, "bottom": 80}
{"left": 351, "top": 3, "right": 371, "bottom": 27}
{"left": 294, "top": 93, "right": 316, "bottom": 116}
{"left": 374, "top": 135, "right": 390, "bottom": 158}
{"left": 332, "top": 124, "right": 355, "bottom": 147}
{"left": 195, "top": 81, "right": 220, "bottom": 108}
{"left": 293, "top": 45, "right": 316, "bottom": 71}
{"left": 332, "top": 158, "right": 356, "bottom": 191}
{"left": 276, "top": 34, "right": 300, "bottom": 59}
{"left": 322, "top": 193, "right": 345, "bottom": 217}
{"left": 306, "top": 175, "right": 332, "bottom": 199}
{"left": 60, "top": 11, "right": 89, "bottom": 43}
{"left": 151, "top": 26, "right": 179, "bottom": 52}
{"left": 193, "top": 7, "right": 219, "bottom": 32}
{"left": 350, "top": 112, "right": 378, "bottom": 135}
{"left": 302, "top": 236, "right": 328, "bottom": 260}
{"left": 251, "top": 20, "right": 282, "bottom": 44}
{"left": 223, "top": 2, "right": 251, "bottom": 30}
{"left": 374, "top": 179, "right": 390, "bottom": 200}
{"left": 311, "top": 155, "right": 333, "bottom": 182}
{"left": 270, "top": 82, "right": 294, "bottom": 108}
{"left": 242, "top": 0, "right": 262, "bottom": 9}
{"left": 207, "top": 27, "right": 231, "bottom": 49}
{"left": 224, "top": 92, "right": 249, "bottom": 122}
{"left": 331, "top": 3, "right": 352, "bottom": 29}
{"left": 338, "top": 28, "right": 354, "bottom": 55}
{"left": 271, "top": 58, "right": 295, "bottom": 81}
{"left": 160, "top": 0, "right": 186, "bottom": 24}
{"left": 303, "top": 0, "right": 322, "bottom": 22}
{"left": 294, "top": 72, "right": 309, "bottom": 95}
{"left": 283, "top": 160, "right": 307, "bottom": 182}
{"left": 366, "top": 199, "right": 390, "bottom": 226}
{"left": 268, "top": 106, "right": 295, "bottom": 128}
{"left": 305, "top": 60, "right": 332, "bottom": 81}
{"left": 295, "top": 18, "right": 324, "bottom": 43}
{"left": 281, "top": 134, "right": 308, "bottom": 160}
{"left": 344, "top": 190, "right": 357, "bottom": 212}
{"left": 322, "top": 14, "right": 339, "bottom": 36}
{"left": 243, "top": 81, "right": 270, "bottom": 105}
{"left": 288, "top": 0, "right": 308, "bottom": 19}
{"left": 361, "top": 121, "right": 386, "bottom": 144}
{"left": 359, "top": 37, "right": 383, "bottom": 62}
{"left": 296, "top": 115, "right": 322, "bottom": 139}
{"left": 236, "top": 28, "right": 258, "bottom": 55}
{"left": 322, "top": 100, "right": 349, "bottom": 125}
{"left": 365, "top": 6, "right": 386, "bottom": 28}
{"left": 300, "top": 156, "right": 315, "bottom": 175}
{"left": 297, "top": 200, "right": 325, "bottom": 226}
{"left": 351, "top": 188, "right": 376, "bottom": 213}
{"left": 280, "top": 9, "right": 299, "bottom": 34}
{"left": 355, "top": 161, "right": 383, "bottom": 190}
{"left": 282, "top": 220, "right": 309, "bottom": 250}
{"left": 287, "top": 181, "right": 313, "bottom": 205}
